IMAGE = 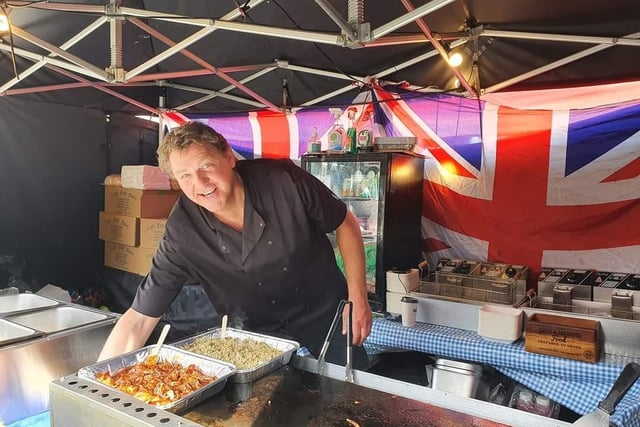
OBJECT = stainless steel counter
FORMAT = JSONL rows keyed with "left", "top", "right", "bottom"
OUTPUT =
{"left": 49, "top": 356, "right": 570, "bottom": 427}
{"left": 0, "top": 297, "right": 118, "bottom": 424}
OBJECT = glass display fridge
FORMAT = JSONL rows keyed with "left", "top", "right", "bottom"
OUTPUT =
{"left": 301, "top": 152, "right": 425, "bottom": 312}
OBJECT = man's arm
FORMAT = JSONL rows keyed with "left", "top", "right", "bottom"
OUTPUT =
{"left": 97, "top": 308, "right": 161, "bottom": 361}
{"left": 335, "top": 209, "right": 372, "bottom": 346}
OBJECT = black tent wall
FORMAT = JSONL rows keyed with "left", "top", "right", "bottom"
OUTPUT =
{"left": 0, "top": 98, "right": 158, "bottom": 292}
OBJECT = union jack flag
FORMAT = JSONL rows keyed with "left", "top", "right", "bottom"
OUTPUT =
{"left": 374, "top": 86, "right": 640, "bottom": 282}
{"left": 164, "top": 82, "right": 640, "bottom": 282}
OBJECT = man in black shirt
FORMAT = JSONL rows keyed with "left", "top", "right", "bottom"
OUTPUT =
{"left": 99, "top": 122, "right": 372, "bottom": 369}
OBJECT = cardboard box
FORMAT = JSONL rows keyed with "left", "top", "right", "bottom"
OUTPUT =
{"left": 139, "top": 218, "right": 167, "bottom": 249}
{"left": 99, "top": 211, "right": 139, "bottom": 246}
{"left": 104, "top": 185, "right": 180, "bottom": 218}
{"left": 104, "top": 241, "right": 157, "bottom": 276}
{"left": 525, "top": 313, "right": 600, "bottom": 363}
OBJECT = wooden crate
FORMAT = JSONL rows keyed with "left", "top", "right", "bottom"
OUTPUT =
{"left": 525, "top": 313, "right": 600, "bottom": 363}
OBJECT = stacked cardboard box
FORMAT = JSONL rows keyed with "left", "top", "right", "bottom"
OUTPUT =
{"left": 99, "top": 185, "right": 181, "bottom": 275}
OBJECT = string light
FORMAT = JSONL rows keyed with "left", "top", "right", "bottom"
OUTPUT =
{"left": 0, "top": 14, "right": 9, "bottom": 32}
{"left": 448, "top": 51, "right": 463, "bottom": 67}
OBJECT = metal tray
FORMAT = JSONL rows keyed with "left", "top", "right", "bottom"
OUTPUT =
{"left": 77, "top": 345, "right": 236, "bottom": 414}
{"left": 0, "top": 318, "right": 44, "bottom": 346}
{"left": 0, "top": 293, "right": 60, "bottom": 317}
{"left": 172, "top": 327, "right": 300, "bottom": 383}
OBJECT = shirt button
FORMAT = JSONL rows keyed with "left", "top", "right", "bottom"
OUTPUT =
{"left": 267, "top": 240, "right": 273, "bottom": 245}
{"left": 283, "top": 266, "right": 287, "bottom": 272}
{"left": 259, "top": 222, "right": 264, "bottom": 227}
{"left": 257, "top": 282, "right": 263, "bottom": 286}
{"left": 271, "top": 300, "right": 276, "bottom": 304}
{"left": 221, "top": 245, "right": 226, "bottom": 251}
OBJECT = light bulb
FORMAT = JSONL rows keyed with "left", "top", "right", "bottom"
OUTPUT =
{"left": 448, "top": 52, "right": 463, "bottom": 67}
{"left": 0, "top": 15, "right": 9, "bottom": 33}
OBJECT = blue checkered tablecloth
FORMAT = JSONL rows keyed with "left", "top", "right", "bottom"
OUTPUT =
{"left": 364, "top": 318, "right": 640, "bottom": 427}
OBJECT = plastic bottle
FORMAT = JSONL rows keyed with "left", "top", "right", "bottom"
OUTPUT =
{"left": 534, "top": 395, "right": 552, "bottom": 416}
{"left": 345, "top": 107, "right": 358, "bottom": 154}
{"left": 357, "top": 111, "right": 374, "bottom": 152}
{"left": 327, "top": 108, "right": 345, "bottom": 152}
{"left": 516, "top": 390, "right": 534, "bottom": 413}
{"left": 307, "top": 126, "right": 321, "bottom": 153}
{"left": 329, "top": 163, "right": 342, "bottom": 195}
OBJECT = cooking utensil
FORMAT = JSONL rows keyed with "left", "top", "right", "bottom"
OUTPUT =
{"left": 220, "top": 314, "right": 228, "bottom": 338}
{"left": 150, "top": 323, "right": 171, "bottom": 357}
{"left": 316, "top": 299, "right": 353, "bottom": 382}
{"left": 513, "top": 289, "right": 536, "bottom": 309}
{"left": 573, "top": 362, "right": 640, "bottom": 426}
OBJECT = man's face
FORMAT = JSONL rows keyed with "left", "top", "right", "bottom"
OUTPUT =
{"left": 170, "top": 143, "right": 238, "bottom": 214}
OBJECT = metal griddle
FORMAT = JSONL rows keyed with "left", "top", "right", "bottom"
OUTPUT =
{"left": 183, "top": 364, "right": 505, "bottom": 427}
{"left": 50, "top": 356, "right": 568, "bottom": 427}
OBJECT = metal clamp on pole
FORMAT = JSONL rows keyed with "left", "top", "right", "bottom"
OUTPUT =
{"left": 316, "top": 299, "right": 354, "bottom": 382}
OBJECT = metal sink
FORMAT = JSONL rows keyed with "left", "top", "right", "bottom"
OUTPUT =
{"left": 0, "top": 318, "right": 42, "bottom": 346}
{"left": 6, "top": 306, "right": 108, "bottom": 333}
{"left": 0, "top": 293, "right": 59, "bottom": 316}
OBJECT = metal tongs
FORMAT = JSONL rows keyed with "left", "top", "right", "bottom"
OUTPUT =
{"left": 316, "top": 299, "right": 353, "bottom": 382}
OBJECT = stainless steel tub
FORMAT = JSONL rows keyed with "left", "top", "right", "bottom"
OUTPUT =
{"left": 0, "top": 293, "right": 60, "bottom": 316}
{"left": 0, "top": 302, "right": 118, "bottom": 425}
{"left": 0, "top": 318, "right": 43, "bottom": 346}
{"left": 6, "top": 305, "right": 108, "bottom": 333}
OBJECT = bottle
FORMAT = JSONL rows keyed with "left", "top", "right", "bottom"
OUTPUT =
{"left": 327, "top": 108, "right": 345, "bottom": 152}
{"left": 534, "top": 395, "right": 552, "bottom": 416}
{"left": 352, "top": 169, "right": 363, "bottom": 197}
{"left": 307, "top": 126, "right": 321, "bottom": 153}
{"left": 329, "top": 163, "right": 342, "bottom": 195}
{"left": 345, "top": 107, "right": 358, "bottom": 154}
{"left": 357, "top": 111, "right": 374, "bottom": 152}
{"left": 516, "top": 390, "right": 534, "bottom": 413}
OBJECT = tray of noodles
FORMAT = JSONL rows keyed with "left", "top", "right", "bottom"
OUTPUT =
{"left": 78, "top": 345, "right": 236, "bottom": 413}
{"left": 172, "top": 327, "right": 299, "bottom": 383}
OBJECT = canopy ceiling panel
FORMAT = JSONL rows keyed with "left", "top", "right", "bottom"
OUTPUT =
{"left": 0, "top": 0, "right": 638, "bottom": 114}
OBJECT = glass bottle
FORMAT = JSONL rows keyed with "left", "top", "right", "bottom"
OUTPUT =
{"left": 345, "top": 107, "right": 358, "bottom": 154}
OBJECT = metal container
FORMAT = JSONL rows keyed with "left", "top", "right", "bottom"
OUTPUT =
{"left": 0, "top": 293, "right": 60, "bottom": 316}
{"left": 7, "top": 305, "right": 109, "bottom": 333}
{"left": 78, "top": 345, "right": 236, "bottom": 414}
{"left": 0, "top": 302, "right": 118, "bottom": 425}
{"left": 172, "top": 327, "right": 299, "bottom": 383}
{"left": 427, "top": 358, "right": 488, "bottom": 399}
{"left": 0, "top": 318, "right": 42, "bottom": 346}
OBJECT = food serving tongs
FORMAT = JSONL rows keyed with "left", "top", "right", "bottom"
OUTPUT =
{"left": 316, "top": 299, "right": 353, "bottom": 382}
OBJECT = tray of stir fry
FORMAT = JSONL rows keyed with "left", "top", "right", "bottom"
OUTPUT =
{"left": 172, "top": 327, "right": 299, "bottom": 383}
{"left": 78, "top": 345, "right": 236, "bottom": 413}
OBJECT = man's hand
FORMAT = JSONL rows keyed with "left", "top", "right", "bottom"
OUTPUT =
{"left": 343, "top": 297, "right": 372, "bottom": 346}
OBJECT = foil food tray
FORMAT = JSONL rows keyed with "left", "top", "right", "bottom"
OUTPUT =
{"left": 172, "top": 327, "right": 299, "bottom": 383}
{"left": 77, "top": 345, "right": 236, "bottom": 414}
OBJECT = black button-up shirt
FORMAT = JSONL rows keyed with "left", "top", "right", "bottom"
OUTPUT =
{"left": 132, "top": 158, "right": 350, "bottom": 357}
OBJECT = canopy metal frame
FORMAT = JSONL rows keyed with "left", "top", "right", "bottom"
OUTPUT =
{"left": 0, "top": 0, "right": 638, "bottom": 114}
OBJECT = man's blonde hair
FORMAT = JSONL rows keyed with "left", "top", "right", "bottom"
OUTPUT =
{"left": 157, "top": 122, "right": 230, "bottom": 177}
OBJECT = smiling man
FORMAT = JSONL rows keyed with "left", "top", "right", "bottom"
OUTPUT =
{"left": 98, "top": 121, "right": 372, "bottom": 369}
